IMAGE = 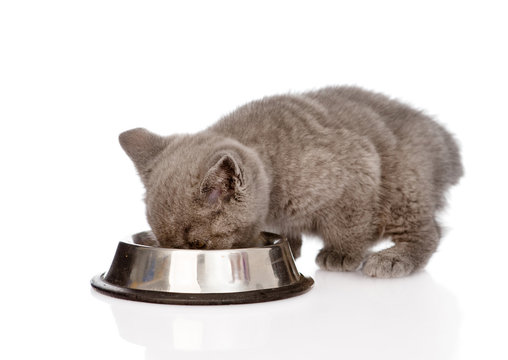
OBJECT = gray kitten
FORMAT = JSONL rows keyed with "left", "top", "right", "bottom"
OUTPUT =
{"left": 119, "top": 86, "right": 463, "bottom": 278}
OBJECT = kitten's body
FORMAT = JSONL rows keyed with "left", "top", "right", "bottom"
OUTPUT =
{"left": 120, "top": 86, "right": 463, "bottom": 278}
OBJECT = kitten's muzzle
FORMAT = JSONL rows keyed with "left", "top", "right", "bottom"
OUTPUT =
{"left": 189, "top": 239, "right": 208, "bottom": 249}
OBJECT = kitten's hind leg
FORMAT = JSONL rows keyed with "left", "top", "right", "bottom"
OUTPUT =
{"left": 315, "top": 207, "right": 377, "bottom": 272}
{"left": 362, "top": 219, "right": 439, "bottom": 278}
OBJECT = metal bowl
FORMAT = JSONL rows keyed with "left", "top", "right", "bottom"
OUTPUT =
{"left": 91, "top": 232, "right": 313, "bottom": 305}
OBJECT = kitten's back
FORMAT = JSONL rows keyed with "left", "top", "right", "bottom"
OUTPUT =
{"left": 304, "top": 86, "right": 463, "bottom": 192}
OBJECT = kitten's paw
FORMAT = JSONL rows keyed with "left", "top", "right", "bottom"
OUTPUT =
{"left": 362, "top": 252, "right": 415, "bottom": 278}
{"left": 132, "top": 231, "right": 160, "bottom": 247}
{"left": 316, "top": 248, "right": 362, "bottom": 272}
{"left": 287, "top": 235, "right": 302, "bottom": 259}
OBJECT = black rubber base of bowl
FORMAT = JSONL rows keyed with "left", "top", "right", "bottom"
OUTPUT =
{"left": 91, "top": 273, "right": 314, "bottom": 305}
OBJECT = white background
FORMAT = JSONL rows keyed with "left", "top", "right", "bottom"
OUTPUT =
{"left": 1, "top": 1, "right": 507, "bottom": 359}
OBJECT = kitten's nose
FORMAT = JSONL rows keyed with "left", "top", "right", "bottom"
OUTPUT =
{"left": 190, "top": 239, "right": 207, "bottom": 249}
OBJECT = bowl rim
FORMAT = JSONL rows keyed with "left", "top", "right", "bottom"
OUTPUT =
{"left": 91, "top": 272, "right": 314, "bottom": 305}
{"left": 128, "top": 231, "right": 286, "bottom": 251}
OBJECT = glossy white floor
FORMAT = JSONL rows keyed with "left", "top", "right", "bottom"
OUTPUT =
{"left": 90, "top": 238, "right": 464, "bottom": 360}
{"left": 1, "top": 1, "right": 507, "bottom": 359}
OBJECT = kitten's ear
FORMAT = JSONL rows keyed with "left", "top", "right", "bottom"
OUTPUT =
{"left": 200, "top": 154, "right": 244, "bottom": 204}
{"left": 119, "top": 128, "right": 168, "bottom": 180}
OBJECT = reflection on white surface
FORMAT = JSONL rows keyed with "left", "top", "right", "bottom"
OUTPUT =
{"left": 92, "top": 270, "right": 459, "bottom": 360}
{"left": 173, "top": 318, "right": 203, "bottom": 351}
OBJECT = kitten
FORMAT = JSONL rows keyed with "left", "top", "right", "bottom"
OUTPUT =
{"left": 119, "top": 86, "right": 463, "bottom": 278}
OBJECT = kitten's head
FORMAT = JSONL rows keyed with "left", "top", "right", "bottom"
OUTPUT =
{"left": 119, "top": 128, "right": 267, "bottom": 249}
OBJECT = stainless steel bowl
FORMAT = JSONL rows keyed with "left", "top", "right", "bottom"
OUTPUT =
{"left": 91, "top": 232, "right": 313, "bottom": 305}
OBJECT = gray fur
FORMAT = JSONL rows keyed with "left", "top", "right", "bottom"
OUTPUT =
{"left": 119, "top": 86, "right": 463, "bottom": 278}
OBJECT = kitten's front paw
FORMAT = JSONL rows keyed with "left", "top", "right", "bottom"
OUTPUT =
{"left": 132, "top": 231, "right": 160, "bottom": 247}
{"left": 287, "top": 235, "right": 302, "bottom": 259}
{"left": 316, "top": 248, "right": 362, "bottom": 272}
{"left": 362, "top": 252, "right": 415, "bottom": 278}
